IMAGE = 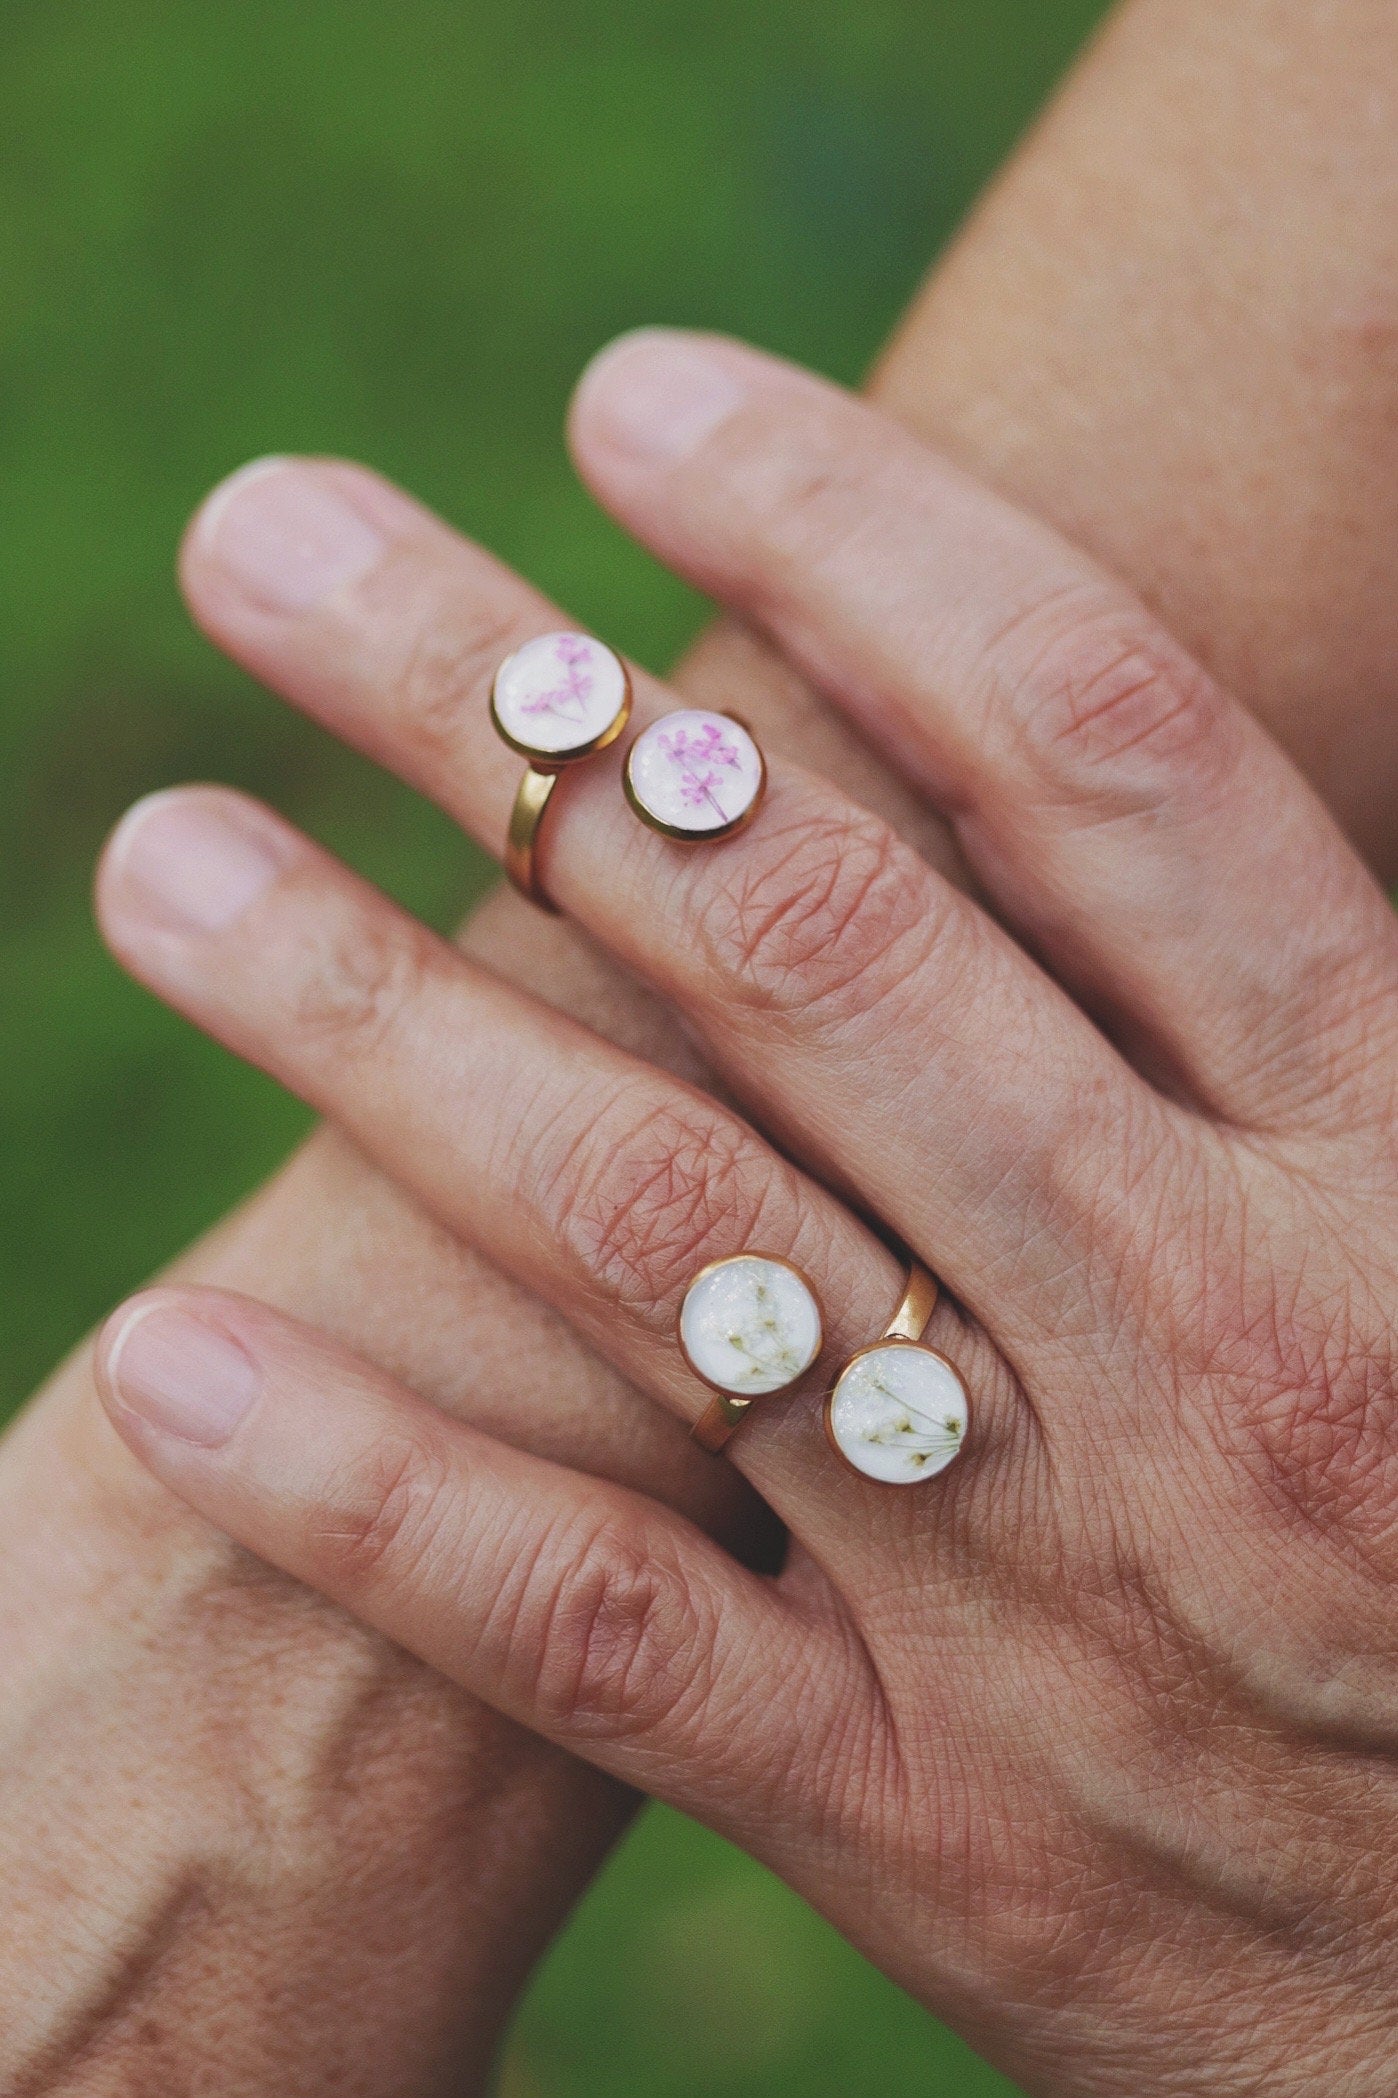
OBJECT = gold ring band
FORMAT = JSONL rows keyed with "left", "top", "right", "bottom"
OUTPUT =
{"left": 692, "top": 1388, "right": 753, "bottom": 1454}
{"left": 883, "top": 1262, "right": 938, "bottom": 1342}
{"left": 690, "top": 1259, "right": 938, "bottom": 1456}
{"left": 504, "top": 766, "right": 563, "bottom": 913}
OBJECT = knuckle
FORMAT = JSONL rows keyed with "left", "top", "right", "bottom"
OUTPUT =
{"left": 312, "top": 1431, "right": 457, "bottom": 1596}
{"left": 988, "top": 584, "right": 1229, "bottom": 808}
{"left": 387, "top": 583, "right": 532, "bottom": 757}
{"left": 693, "top": 787, "right": 943, "bottom": 1031}
{"left": 1249, "top": 1342, "right": 1398, "bottom": 1543}
{"left": 286, "top": 889, "right": 434, "bottom": 1057}
{"left": 757, "top": 446, "right": 869, "bottom": 567}
{"left": 1198, "top": 1252, "right": 1398, "bottom": 1544}
{"left": 522, "top": 1085, "right": 776, "bottom": 1313}
{"left": 527, "top": 1521, "right": 704, "bottom": 1741}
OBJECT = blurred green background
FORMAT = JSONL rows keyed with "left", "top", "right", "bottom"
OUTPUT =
{"left": 0, "top": 2, "right": 1109, "bottom": 2089}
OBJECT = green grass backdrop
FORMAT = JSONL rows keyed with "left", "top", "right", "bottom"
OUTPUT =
{"left": 0, "top": 3, "right": 1109, "bottom": 2089}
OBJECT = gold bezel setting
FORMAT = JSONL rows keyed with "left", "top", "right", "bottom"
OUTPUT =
{"left": 682, "top": 1252, "right": 825, "bottom": 1453}
{"left": 824, "top": 1337, "right": 970, "bottom": 1486}
{"left": 624, "top": 710, "right": 767, "bottom": 842}
{"left": 491, "top": 632, "right": 633, "bottom": 909}
{"left": 490, "top": 634, "right": 633, "bottom": 768}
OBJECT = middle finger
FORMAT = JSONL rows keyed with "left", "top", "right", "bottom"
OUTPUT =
{"left": 179, "top": 458, "right": 1180, "bottom": 1356}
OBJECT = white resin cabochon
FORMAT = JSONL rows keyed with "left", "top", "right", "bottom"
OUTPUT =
{"left": 679, "top": 1256, "right": 822, "bottom": 1397}
{"left": 627, "top": 710, "right": 763, "bottom": 835}
{"left": 492, "top": 632, "right": 629, "bottom": 756}
{"left": 828, "top": 1343, "right": 968, "bottom": 1485}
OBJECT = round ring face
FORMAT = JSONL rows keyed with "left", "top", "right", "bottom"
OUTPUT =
{"left": 679, "top": 1255, "right": 823, "bottom": 1399}
{"left": 625, "top": 710, "right": 765, "bottom": 839}
{"left": 491, "top": 632, "right": 632, "bottom": 762}
{"left": 827, "top": 1342, "right": 968, "bottom": 1485}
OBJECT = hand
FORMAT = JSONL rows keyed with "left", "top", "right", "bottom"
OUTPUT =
{"left": 90, "top": 333, "right": 1398, "bottom": 2094}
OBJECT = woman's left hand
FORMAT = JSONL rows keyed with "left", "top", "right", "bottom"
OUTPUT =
{"left": 91, "top": 334, "right": 1398, "bottom": 2096}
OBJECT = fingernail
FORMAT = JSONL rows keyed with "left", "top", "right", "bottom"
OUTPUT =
{"left": 573, "top": 329, "right": 746, "bottom": 465}
{"left": 103, "top": 1299, "right": 260, "bottom": 1449}
{"left": 193, "top": 457, "right": 390, "bottom": 614}
{"left": 105, "top": 790, "right": 291, "bottom": 937}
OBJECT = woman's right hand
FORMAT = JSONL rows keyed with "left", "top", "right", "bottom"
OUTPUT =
{"left": 93, "top": 339, "right": 1398, "bottom": 2094}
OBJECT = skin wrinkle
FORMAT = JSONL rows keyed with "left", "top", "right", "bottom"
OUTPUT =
{"left": 682, "top": 851, "right": 1166, "bottom": 1374}
{"left": 381, "top": 571, "right": 528, "bottom": 767}
{"left": 474, "top": 1067, "right": 585, "bottom": 1227}
{"left": 996, "top": 606, "right": 1224, "bottom": 785}
{"left": 252, "top": 1130, "right": 727, "bottom": 1514}
{"left": 165, "top": 453, "right": 1242, "bottom": 1418}
{"left": 290, "top": 907, "right": 441, "bottom": 1068}
{"left": 712, "top": 1608, "right": 844, "bottom": 1836}
{"left": 9, "top": 1872, "right": 214, "bottom": 2098}
{"left": 527, "top": 1522, "right": 712, "bottom": 1744}
{"left": 685, "top": 788, "right": 943, "bottom": 1030}
{"left": 1173, "top": 1184, "right": 1398, "bottom": 1552}
{"left": 530, "top": 1089, "right": 777, "bottom": 1318}
{"left": 313, "top": 1429, "right": 462, "bottom": 1594}
{"left": 477, "top": 1495, "right": 810, "bottom": 1822}
{"left": 594, "top": 345, "right": 1398, "bottom": 1162}
{"left": 354, "top": 553, "right": 544, "bottom": 821}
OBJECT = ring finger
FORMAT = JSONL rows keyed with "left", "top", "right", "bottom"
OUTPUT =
{"left": 96, "top": 784, "right": 1029, "bottom": 1552}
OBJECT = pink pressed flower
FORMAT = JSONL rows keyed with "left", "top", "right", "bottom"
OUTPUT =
{"left": 678, "top": 767, "right": 722, "bottom": 809}
{"left": 522, "top": 635, "right": 596, "bottom": 722}
{"left": 658, "top": 719, "right": 742, "bottom": 822}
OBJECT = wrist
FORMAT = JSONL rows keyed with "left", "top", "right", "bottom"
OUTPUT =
{"left": 0, "top": 1351, "right": 630, "bottom": 2096}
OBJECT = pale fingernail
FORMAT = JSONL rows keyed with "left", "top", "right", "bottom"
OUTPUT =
{"left": 102, "top": 1299, "right": 260, "bottom": 1449}
{"left": 573, "top": 329, "right": 746, "bottom": 465}
{"left": 193, "top": 457, "right": 390, "bottom": 614}
{"left": 104, "top": 790, "right": 291, "bottom": 937}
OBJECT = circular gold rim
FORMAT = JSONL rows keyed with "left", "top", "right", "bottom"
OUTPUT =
{"left": 624, "top": 712, "right": 768, "bottom": 843}
{"left": 683, "top": 1252, "right": 825, "bottom": 1453}
{"left": 823, "top": 1338, "right": 970, "bottom": 1487}
{"left": 490, "top": 635, "right": 634, "bottom": 768}
{"left": 679, "top": 1251, "right": 825, "bottom": 1398}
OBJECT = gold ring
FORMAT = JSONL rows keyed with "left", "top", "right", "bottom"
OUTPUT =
{"left": 682, "top": 1253, "right": 824, "bottom": 1455}
{"left": 624, "top": 709, "right": 768, "bottom": 842}
{"left": 504, "top": 768, "right": 564, "bottom": 913}
{"left": 687, "top": 1259, "right": 938, "bottom": 1458}
{"left": 825, "top": 1262, "right": 969, "bottom": 1486}
{"left": 490, "top": 631, "right": 633, "bottom": 911}
{"left": 691, "top": 1390, "right": 752, "bottom": 1455}
{"left": 883, "top": 1262, "right": 939, "bottom": 1342}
